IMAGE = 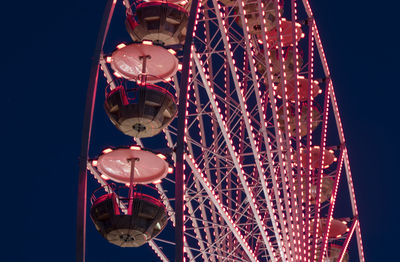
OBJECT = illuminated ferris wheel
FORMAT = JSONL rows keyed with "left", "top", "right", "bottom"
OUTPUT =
{"left": 76, "top": 0, "right": 366, "bottom": 261}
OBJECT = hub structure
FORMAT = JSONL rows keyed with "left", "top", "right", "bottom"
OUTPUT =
{"left": 77, "top": 0, "right": 365, "bottom": 261}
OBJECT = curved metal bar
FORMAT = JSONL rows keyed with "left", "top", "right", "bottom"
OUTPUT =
{"left": 76, "top": 0, "right": 116, "bottom": 261}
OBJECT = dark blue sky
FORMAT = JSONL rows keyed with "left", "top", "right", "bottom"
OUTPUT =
{"left": 1, "top": 0, "right": 397, "bottom": 261}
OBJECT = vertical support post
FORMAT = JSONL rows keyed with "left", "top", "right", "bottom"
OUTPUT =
{"left": 128, "top": 157, "right": 139, "bottom": 215}
{"left": 139, "top": 55, "right": 150, "bottom": 83}
{"left": 76, "top": 1, "right": 116, "bottom": 261}
{"left": 175, "top": 1, "right": 199, "bottom": 261}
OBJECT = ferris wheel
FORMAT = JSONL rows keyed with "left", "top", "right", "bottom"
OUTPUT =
{"left": 76, "top": 0, "right": 366, "bottom": 261}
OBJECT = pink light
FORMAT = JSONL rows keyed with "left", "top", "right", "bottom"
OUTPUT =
{"left": 130, "top": 145, "right": 141, "bottom": 150}
{"left": 102, "top": 148, "right": 113, "bottom": 154}
{"left": 156, "top": 153, "right": 166, "bottom": 160}
{"left": 142, "top": 40, "right": 153, "bottom": 45}
{"left": 116, "top": 43, "right": 126, "bottom": 49}
{"left": 168, "top": 49, "right": 176, "bottom": 55}
{"left": 101, "top": 174, "right": 110, "bottom": 180}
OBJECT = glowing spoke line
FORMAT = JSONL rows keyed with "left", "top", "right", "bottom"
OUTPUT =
{"left": 193, "top": 44, "right": 276, "bottom": 260}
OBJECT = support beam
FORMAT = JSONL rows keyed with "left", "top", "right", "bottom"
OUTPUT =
{"left": 175, "top": 2, "right": 200, "bottom": 261}
{"left": 338, "top": 219, "right": 358, "bottom": 262}
{"left": 186, "top": 154, "right": 259, "bottom": 262}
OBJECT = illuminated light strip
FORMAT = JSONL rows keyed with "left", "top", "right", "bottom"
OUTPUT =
{"left": 302, "top": 1, "right": 364, "bottom": 258}
{"left": 303, "top": 16, "right": 315, "bottom": 262}
{"left": 185, "top": 154, "right": 260, "bottom": 262}
{"left": 185, "top": 107, "right": 218, "bottom": 262}
{"left": 185, "top": 197, "right": 212, "bottom": 261}
{"left": 301, "top": 1, "right": 364, "bottom": 259}
{"left": 312, "top": 24, "right": 330, "bottom": 76}
{"left": 270, "top": 0, "right": 304, "bottom": 260}
{"left": 318, "top": 145, "right": 345, "bottom": 262}
{"left": 148, "top": 240, "right": 170, "bottom": 262}
{"left": 232, "top": 1, "right": 296, "bottom": 260}
{"left": 252, "top": 139, "right": 285, "bottom": 256}
{"left": 135, "top": 137, "right": 195, "bottom": 261}
{"left": 196, "top": 58, "right": 260, "bottom": 226}
{"left": 300, "top": 0, "right": 330, "bottom": 77}
{"left": 189, "top": 146, "right": 220, "bottom": 258}
{"left": 288, "top": 0, "right": 307, "bottom": 259}
{"left": 194, "top": 25, "right": 278, "bottom": 254}
{"left": 235, "top": 52, "right": 259, "bottom": 259}
{"left": 193, "top": 47, "right": 273, "bottom": 261}
{"left": 189, "top": 11, "right": 221, "bottom": 260}
{"left": 253, "top": 0, "right": 297, "bottom": 259}
{"left": 182, "top": 42, "right": 213, "bottom": 261}
{"left": 199, "top": 12, "right": 227, "bottom": 259}
{"left": 328, "top": 86, "right": 346, "bottom": 145}
{"left": 86, "top": 162, "right": 170, "bottom": 262}
{"left": 343, "top": 149, "right": 365, "bottom": 262}
{"left": 337, "top": 219, "right": 358, "bottom": 262}
{"left": 288, "top": 0, "right": 308, "bottom": 259}
{"left": 175, "top": 1, "right": 203, "bottom": 260}
{"left": 221, "top": 35, "right": 235, "bottom": 257}
{"left": 311, "top": 79, "right": 331, "bottom": 261}
{"left": 237, "top": 0, "right": 287, "bottom": 233}
{"left": 163, "top": 47, "right": 215, "bottom": 261}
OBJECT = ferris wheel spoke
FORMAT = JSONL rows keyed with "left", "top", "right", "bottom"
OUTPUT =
{"left": 215, "top": 4, "right": 289, "bottom": 259}
{"left": 236, "top": 2, "right": 301, "bottom": 258}
{"left": 193, "top": 42, "right": 279, "bottom": 260}
{"left": 186, "top": 226, "right": 252, "bottom": 262}
{"left": 149, "top": 129, "right": 215, "bottom": 261}
{"left": 185, "top": 182, "right": 251, "bottom": 261}
{"left": 147, "top": 240, "right": 170, "bottom": 262}
{"left": 310, "top": 77, "right": 331, "bottom": 260}
{"left": 187, "top": 122, "right": 225, "bottom": 261}
{"left": 186, "top": 153, "right": 261, "bottom": 262}
{"left": 244, "top": 0, "right": 305, "bottom": 259}
{"left": 185, "top": 200, "right": 214, "bottom": 262}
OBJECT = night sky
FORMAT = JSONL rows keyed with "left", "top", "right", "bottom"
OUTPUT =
{"left": 2, "top": 0, "right": 398, "bottom": 261}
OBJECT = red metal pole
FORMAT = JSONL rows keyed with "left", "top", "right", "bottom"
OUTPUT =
{"left": 175, "top": 1, "right": 199, "bottom": 261}
{"left": 128, "top": 158, "right": 139, "bottom": 215}
{"left": 76, "top": 1, "right": 116, "bottom": 261}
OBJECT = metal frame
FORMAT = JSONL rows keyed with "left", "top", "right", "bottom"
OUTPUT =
{"left": 78, "top": 0, "right": 365, "bottom": 261}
